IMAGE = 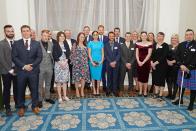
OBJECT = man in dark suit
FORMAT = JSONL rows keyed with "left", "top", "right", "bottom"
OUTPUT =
{"left": 98, "top": 25, "right": 109, "bottom": 92}
{"left": 12, "top": 25, "right": 42, "bottom": 117}
{"left": 49, "top": 31, "right": 57, "bottom": 93}
{"left": 64, "top": 29, "right": 76, "bottom": 90}
{"left": 114, "top": 27, "right": 125, "bottom": 44}
{"left": 104, "top": 32, "right": 121, "bottom": 97}
{"left": 83, "top": 26, "right": 93, "bottom": 43}
{"left": 0, "top": 25, "right": 17, "bottom": 116}
{"left": 119, "top": 32, "right": 136, "bottom": 96}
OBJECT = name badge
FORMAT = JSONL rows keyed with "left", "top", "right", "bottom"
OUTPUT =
{"left": 114, "top": 47, "right": 118, "bottom": 49}
{"left": 159, "top": 46, "right": 163, "bottom": 48}
{"left": 47, "top": 51, "right": 51, "bottom": 53}
{"left": 191, "top": 48, "right": 196, "bottom": 52}
{"left": 171, "top": 48, "right": 175, "bottom": 50}
{"left": 120, "top": 42, "right": 123, "bottom": 45}
{"left": 131, "top": 48, "right": 134, "bottom": 50}
{"left": 63, "top": 49, "right": 66, "bottom": 52}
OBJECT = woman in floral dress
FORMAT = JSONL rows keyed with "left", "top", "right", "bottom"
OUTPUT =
{"left": 53, "top": 31, "right": 70, "bottom": 103}
{"left": 71, "top": 32, "right": 90, "bottom": 97}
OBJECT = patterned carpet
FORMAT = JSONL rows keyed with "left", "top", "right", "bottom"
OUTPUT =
{"left": 0, "top": 96, "right": 195, "bottom": 131}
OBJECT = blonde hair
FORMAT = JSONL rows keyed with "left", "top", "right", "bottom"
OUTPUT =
{"left": 171, "top": 33, "right": 179, "bottom": 43}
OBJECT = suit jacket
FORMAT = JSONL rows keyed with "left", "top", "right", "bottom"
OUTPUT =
{"left": 115, "top": 37, "right": 125, "bottom": 44}
{"left": 98, "top": 35, "right": 109, "bottom": 44}
{"left": 120, "top": 41, "right": 136, "bottom": 66}
{"left": 85, "top": 35, "right": 93, "bottom": 43}
{"left": 0, "top": 39, "right": 14, "bottom": 74}
{"left": 53, "top": 42, "right": 70, "bottom": 62}
{"left": 176, "top": 40, "right": 196, "bottom": 70}
{"left": 104, "top": 41, "right": 121, "bottom": 65}
{"left": 64, "top": 38, "right": 76, "bottom": 50}
{"left": 12, "top": 39, "right": 43, "bottom": 73}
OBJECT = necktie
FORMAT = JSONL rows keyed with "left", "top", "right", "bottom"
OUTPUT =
{"left": 186, "top": 41, "right": 190, "bottom": 48}
{"left": 25, "top": 40, "right": 28, "bottom": 49}
{"left": 10, "top": 41, "right": 13, "bottom": 48}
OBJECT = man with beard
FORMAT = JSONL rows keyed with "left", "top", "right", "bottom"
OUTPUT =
{"left": 0, "top": 25, "right": 17, "bottom": 116}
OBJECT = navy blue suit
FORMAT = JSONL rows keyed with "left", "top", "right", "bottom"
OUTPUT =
{"left": 115, "top": 37, "right": 125, "bottom": 44}
{"left": 98, "top": 35, "right": 109, "bottom": 90}
{"left": 104, "top": 41, "right": 121, "bottom": 94}
{"left": 85, "top": 35, "right": 93, "bottom": 44}
{"left": 12, "top": 39, "right": 42, "bottom": 109}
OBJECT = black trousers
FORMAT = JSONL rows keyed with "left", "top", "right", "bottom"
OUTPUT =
{"left": 107, "top": 65, "right": 119, "bottom": 94}
{"left": 17, "top": 72, "right": 39, "bottom": 109}
{"left": 50, "top": 69, "right": 55, "bottom": 91}
{"left": 2, "top": 73, "right": 17, "bottom": 110}
{"left": 166, "top": 74, "right": 178, "bottom": 98}
{"left": 189, "top": 90, "right": 196, "bottom": 108}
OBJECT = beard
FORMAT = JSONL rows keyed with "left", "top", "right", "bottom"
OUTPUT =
{"left": 6, "top": 34, "right": 14, "bottom": 39}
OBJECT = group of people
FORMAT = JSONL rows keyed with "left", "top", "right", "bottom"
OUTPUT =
{"left": 0, "top": 24, "right": 195, "bottom": 118}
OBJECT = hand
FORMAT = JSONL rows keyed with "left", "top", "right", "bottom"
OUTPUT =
{"left": 24, "top": 64, "right": 33, "bottom": 71}
{"left": 91, "top": 61, "right": 97, "bottom": 66}
{"left": 59, "top": 61, "right": 66, "bottom": 69}
{"left": 180, "top": 65, "right": 189, "bottom": 72}
{"left": 167, "top": 60, "right": 173, "bottom": 66}
{"left": 126, "top": 63, "right": 131, "bottom": 69}
{"left": 151, "top": 62, "right": 156, "bottom": 70}
{"left": 9, "top": 69, "right": 14, "bottom": 75}
{"left": 138, "top": 61, "right": 143, "bottom": 67}
{"left": 110, "top": 61, "right": 116, "bottom": 68}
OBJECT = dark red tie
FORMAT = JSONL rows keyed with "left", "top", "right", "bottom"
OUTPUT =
{"left": 25, "top": 40, "right": 28, "bottom": 49}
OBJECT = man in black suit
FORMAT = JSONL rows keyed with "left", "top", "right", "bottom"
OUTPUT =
{"left": 114, "top": 27, "right": 125, "bottom": 44}
{"left": 98, "top": 25, "right": 109, "bottom": 92}
{"left": 64, "top": 29, "right": 76, "bottom": 90}
{"left": 0, "top": 25, "right": 17, "bottom": 116}
{"left": 83, "top": 26, "right": 93, "bottom": 43}
{"left": 12, "top": 25, "right": 42, "bottom": 117}
{"left": 104, "top": 32, "right": 121, "bottom": 96}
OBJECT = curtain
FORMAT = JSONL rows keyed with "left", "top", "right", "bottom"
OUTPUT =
{"left": 34, "top": 0, "right": 158, "bottom": 38}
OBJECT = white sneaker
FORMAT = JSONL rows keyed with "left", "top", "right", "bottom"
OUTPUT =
{"left": 58, "top": 98, "right": 63, "bottom": 103}
{"left": 63, "top": 96, "right": 70, "bottom": 101}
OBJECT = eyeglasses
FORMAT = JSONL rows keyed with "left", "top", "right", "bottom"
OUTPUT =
{"left": 93, "top": 34, "right": 98, "bottom": 36}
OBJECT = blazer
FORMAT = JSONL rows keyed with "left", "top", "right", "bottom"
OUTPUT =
{"left": 115, "top": 37, "right": 125, "bottom": 44}
{"left": 52, "top": 41, "right": 71, "bottom": 62}
{"left": 120, "top": 41, "right": 136, "bottom": 65}
{"left": 12, "top": 39, "right": 43, "bottom": 73}
{"left": 85, "top": 35, "right": 93, "bottom": 43}
{"left": 0, "top": 39, "right": 14, "bottom": 74}
{"left": 176, "top": 40, "right": 196, "bottom": 70}
{"left": 98, "top": 35, "right": 109, "bottom": 44}
{"left": 104, "top": 41, "right": 121, "bottom": 64}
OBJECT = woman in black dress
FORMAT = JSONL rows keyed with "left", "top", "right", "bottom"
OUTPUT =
{"left": 166, "top": 34, "right": 179, "bottom": 100}
{"left": 151, "top": 32, "right": 169, "bottom": 100}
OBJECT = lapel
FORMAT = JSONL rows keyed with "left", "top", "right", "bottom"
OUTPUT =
{"left": 3, "top": 39, "right": 12, "bottom": 50}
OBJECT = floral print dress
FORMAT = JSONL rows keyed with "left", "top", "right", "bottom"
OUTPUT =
{"left": 71, "top": 45, "right": 90, "bottom": 83}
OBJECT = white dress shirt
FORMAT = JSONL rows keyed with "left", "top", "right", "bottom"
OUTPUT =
{"left": 23, "top": 38, "right": 31, "bottom": 50}
{"left": 66, "top": 39, "right": 72, "bottom": 50}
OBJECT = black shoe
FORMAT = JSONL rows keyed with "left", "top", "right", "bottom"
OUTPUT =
{"left": 172, "top": 99, "right": 183, "bottom": 105}
{"left": 143, "top": 94, "right": 148, "bottom": 97}
{"left": 106, "top": 92, "right": 110, "bottom": 97}
{"left": 50, "top": 88, "right": 55, "bottom": 93}
{"left": 6, "top": 109, "right": 12, "bottom": 116}
{"left": 37, "top": 101, "right": 43, "bottom": 108}
{"left": 138, "top": 93, "right": 142, "bottom": 97}
{"left": 45, "top": 99, "right": 55, "bottom": 104}
{"left": 187, "top": 105, "right": 193, "bottom": 111}
{"left": 166, "top": 95, "right": 172, "bottom": 99}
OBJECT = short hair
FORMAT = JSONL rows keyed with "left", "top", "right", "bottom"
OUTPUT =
{"left": 108, "top": 31, "right": 115, "bottom": 37}
{"left": 125, "top": 32, "right": 131, "bottom": 36}
{"left": 20, "top": 25, "right": 31, "bottom": 32}
{"left": 114, "top": 27, "right": 120, "bottom": 32}
{"left": 157, "top": 32, "right": 165, "bottom": 37}
{"left": 4, "top": 25, "right": 13, "bottom": 31}
{"left": 186, "top": 29, "right": 194, "bottom": 34}
{"left": 56, "top": 31, "right": 66, "bottom": 42}
{"left": 41, "top": 29, "right": 50, "bottom": 34}
{"left": 141, "top": 31, "right": 147, "bottom": 35}
{"left": 92, "top": 30, "right": 99, "bottom": 36}
{"left": 64, "top": 29, "right": 71, "bottom": 33}
{"left": 83, "top": 26, "right": 90, "bottom": 30}
{"left": 98, "top": 25, "right": 104, "bottom": 29}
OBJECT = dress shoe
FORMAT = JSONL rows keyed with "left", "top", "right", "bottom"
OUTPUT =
{"left": 6, "top": 109, "right": 12, "bottom": 116}
{"left": 187, "top": 105, "right": 193, "bottom": 111}
{"left": 37, "top": 101, "right": 43, "bottom": 108}
{"left": 50, "top": 88, "right": 55, "bottom": 93}
{"left": 45, "top": 99, "right": 55, "bottom": 104}
{"left": 18, "top": 108, "right": 25, "bottom": 117}
{"left": 32, "top": 107, "right": 40, "bottom": 115}
{"left": 172, "top": 99, "right": 183, "bottom": 105}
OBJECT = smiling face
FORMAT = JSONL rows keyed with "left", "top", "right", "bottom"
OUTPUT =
{"left": 92, "top": 31, "right": 99, "bottom": 41}
{"left": 157, "top": 34, "right": 164, "bottom": 43}
{"left": 41, "top": 32, "right": 49, "bottom": 42}
{"left": 109, "top": 32, "right": 115, "bottom": 42}
{"left": 185, "top": 31, "right": 194, "bottom": 42}
{"left": 141, "top": 32, "right": 148, "bottom": 42}
{"left": 4, "top": 27, "right": 15, "bottom": 39}
{"left": 59, "top": 34, "right": 65, "bottom": 42}
{"left": 21, "top": 27, "right": 31, "bottom": 39}
{"left": 79, "top": 33, "right": 85, "bottom": 43}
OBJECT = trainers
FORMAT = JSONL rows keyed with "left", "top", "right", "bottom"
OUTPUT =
{"left": 63, "top": 96, "right": 70, "bottom": 101}
{"left": 58, "top": 98, "right": 63, "bottom": 103}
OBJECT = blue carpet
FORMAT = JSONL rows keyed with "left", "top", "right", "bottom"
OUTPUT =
{"left": 0, "top": 97, "right": 195, "bottom": 131}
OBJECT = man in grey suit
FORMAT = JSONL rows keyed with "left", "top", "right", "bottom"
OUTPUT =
{"left": 0, "top": 25, "right": 17, "bottom": 116}
{"left": 38, "top": 30, "right": 55, "bottom": 108}
{"left": 119, "top": 32, "right": 136, "bottom": 96}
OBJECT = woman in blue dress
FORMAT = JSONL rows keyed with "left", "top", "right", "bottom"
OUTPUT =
{"left": 88, "top": 31, "right": 104, "bottom": 95}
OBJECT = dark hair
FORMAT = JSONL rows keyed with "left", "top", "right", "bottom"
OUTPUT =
{"left": 108, "top": 31, "right": 115, "bottom": 37}
{"left": 148, "top": 32, "right": 154, "bottom": 37}
{"left": 41, "top": 29, "right": 50, "bottom": 34}
{"left": 141, "top": 31, "right": 147, "bottom": 35}
{"left": 186, "top": 29, "right": 194, "bottom": 34}
{"left": 125, "top": 32, "right": 131, "bottom": 36}
{"left": 98, "top": 25, "right": 104, "bottom": 29}
{"left": 157, "top": 32, "right": 165, "bottom": 37}
{"left": 76, "top": 32, "right": 86, "bottom": 46}
{"left": 20, "top": 25, "right": 31, "bottom": 32}
{"left": 147, "top": 32, "right": 156, "bottom": 42}
{"left": 92, "top": 31, "right": 99, "bottom": 40}
{"left": 114, "top": 27, "right": 120, "bottom": 32}
{"left": 4, "top": 25, "right": 13, "bottom": 31}
{"left": 56, "top": 31, "right": 66, "bottom": 42}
